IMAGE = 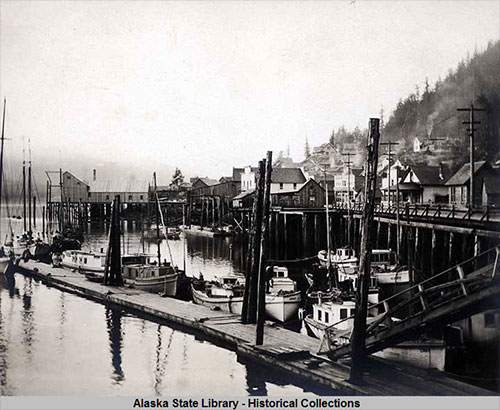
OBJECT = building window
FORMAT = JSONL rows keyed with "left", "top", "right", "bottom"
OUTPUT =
{"left": 340, "top": 308, "right": 348, "bottom": 319}
{"left": 324, "top": 312, "right": 329, "bottom": 323}
{"left": 88, "top": 192, "right": 91, "bottom": 198}
{"left": 128, "top": 195, "right": 133, "bottom": 200}
{"left": 106, "top": 195, "right": 110, "bottom": 200}
{"left": 317, "top": 310, "right": 322, "bottom": 321}
{"left": 67, "top": 176, "right": 71, "bottom": 180}
{"left": 140, "top": 195, "right": 144, "bottom": 200}
{"left": 279, "top": 183, "right": 283, "bottom": 190}
{"left": 293, "top": 183, "right": 297, "bottom": 189}
{"left": 76, "top": 181, "right": 80, "bottom": 185}
{"left": 450, "top": 187, "right": 456, "bottom": 203}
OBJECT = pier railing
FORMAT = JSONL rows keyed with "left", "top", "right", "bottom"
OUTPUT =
{"left": 318, "top": 245, "right": 500, "bottom": 358}
{"left": 330, "top": 202, "right": 500, "bottom": 223}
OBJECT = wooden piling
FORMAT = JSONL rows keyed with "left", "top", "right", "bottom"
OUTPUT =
{"left": 256, "top": 151, "right": 272, "bottom": 345}
{"left": 349, "top": 118, "right": 380, "bottom": 383}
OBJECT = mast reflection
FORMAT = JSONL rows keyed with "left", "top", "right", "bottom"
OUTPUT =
{"left": 105, "top": 306, "right": 124, "bottom": 383}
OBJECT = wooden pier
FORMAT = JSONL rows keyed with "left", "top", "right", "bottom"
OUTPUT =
{"left": 13, "top": 259, "right": 493, "bottom": 396}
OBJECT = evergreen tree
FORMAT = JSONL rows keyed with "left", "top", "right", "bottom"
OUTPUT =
{"left": 171, "top": 168, "right": 184, "bottom": 187}
{"left": 304, "top": 138, "right": 311, "bottom": 158}
{"left": 329, "top": 129, "right": 335, "bottom": 146}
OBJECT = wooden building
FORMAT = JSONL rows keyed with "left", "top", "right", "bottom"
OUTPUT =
{"left": 445, "top": 161, "right": 499, "bottom": 208}
{"left": 88, "top": 180, "right": 149, "bottom": 204}
{"left": 271, "top": 179, "right": 325, "bottom": 208}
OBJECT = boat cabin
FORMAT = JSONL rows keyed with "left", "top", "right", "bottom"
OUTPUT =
{"left": 371, "top": 249, "right": 397, "bottom": 266}
{"left": 336, "top": 247, "right": 355, "bottom": 259}
{"left": 209, "top": 275, "right": 245, "bottom": 297}
{"left": 269, "top": 266, "right": 297, "bottom": 293}
{"left": 312, "top": 301, "right": 356, "bottom": 331}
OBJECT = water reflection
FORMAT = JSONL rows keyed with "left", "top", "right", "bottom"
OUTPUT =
{"left": 105, "top": 306, "right": 124, "bottom": 384}
{"left": 58, "top": 292, "right": 67, "bottom": 342}
{"left": 0, "top": 276, "right": 10, "bottom": 392}
{"left": 21, "top": 278, "right": 35, "bottom": 360}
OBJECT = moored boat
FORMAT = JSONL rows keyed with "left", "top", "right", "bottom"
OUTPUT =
{"left": 317, "top": 247, "right": 358, "bottom": 272}
{"left": 122, "top": 263, "right": 178, "bottom": 295}
{"left": 192, "top": 269, "right": 301, "bottom": 322}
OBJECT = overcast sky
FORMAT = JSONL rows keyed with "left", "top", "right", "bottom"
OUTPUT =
{"left": 1, "top": 1, "right": 499, "bottom": 183}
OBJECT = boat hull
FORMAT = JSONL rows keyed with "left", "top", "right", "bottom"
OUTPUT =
{"left": 374, "top": 269, "right": 410, "bottom": 284}
{"left": 191, "top": 287, "right": 301, "bottom": 322}
{"left": 128, "top": 273, "right": 178, "bottom": 295}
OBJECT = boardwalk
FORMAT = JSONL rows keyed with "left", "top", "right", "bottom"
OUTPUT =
{"left": 12, "top": 259, "right": 493, "bottom": 396}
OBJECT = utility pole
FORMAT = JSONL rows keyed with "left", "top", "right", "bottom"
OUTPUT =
{"left": 457, "top": 103, "right": 485, "bottom": 210}
{"left": 342, "top": 153, "right": 353, "bottom": 248}
{"left": 380, "top": 140, "right": 399, "bottom": 207}
{"left": 349, "top": 118, "right": 381, "bottom": 384}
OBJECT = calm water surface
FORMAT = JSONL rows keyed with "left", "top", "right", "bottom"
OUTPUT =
{"left": 0, "top": 219, "right": 332, "bottom": 396}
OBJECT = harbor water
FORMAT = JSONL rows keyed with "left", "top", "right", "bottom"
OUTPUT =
{"left": 0, "top": 217, "right": 331, "bottom": 396}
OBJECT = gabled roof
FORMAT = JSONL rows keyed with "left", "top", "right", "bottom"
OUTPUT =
{"left": 274, "top": 178, "right": 324, "bottom": 195}
{"left": 219, "top": 176, "right": 233, "bottom": 183}
{"left": 63, "top": 171, "right": 89, "bottom": 187}
{"left": 401, "top": 164, "right": 451, "bottom": 186}
{"left": 445, "top": 161, "right": 488, "bottom": 186}
{"left": 271, "top": 168, "right": 306, "bottom": 184}
{"left": 232, "top": 168, "right": 245, "bottom": 182}
{"left": 191, "top": 177, "right": 219, "bottom": 187}
{"left": 233, "top": 189, "right": 255, "bottom": 200}
{"left": 89, "top": 180, "right": 149, "bottom": 193}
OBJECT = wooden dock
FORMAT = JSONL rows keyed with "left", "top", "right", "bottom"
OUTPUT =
{"left": 13, "top": 259, "right": 494, "bottom": 396}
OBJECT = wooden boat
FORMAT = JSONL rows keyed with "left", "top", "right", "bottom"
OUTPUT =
{"left": 182, "top": 226, "right": 229, "bottom": 238}
{"left": 122, "top": 263, "right": 178, "bottom": 295}
{"left": 61, "top": 250, "right": 152, "bottom": 273}
{"left": 370, "top": 249, "right": 410, "bottom": 284}
{"left": 191, "top": 268, "right": 301, "bottom": 322}
{"left": 317, "top": 247, "right": 358, "bottom": 272}
{"left": 301, "top": 295, "right": 378, "bottom": 339}
{"left": 372, "top": 264, "right": 410, "bottom": 284}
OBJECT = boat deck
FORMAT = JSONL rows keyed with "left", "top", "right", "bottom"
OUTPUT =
{"left": 12, "top": 259, "right": 494, "bottom": 396}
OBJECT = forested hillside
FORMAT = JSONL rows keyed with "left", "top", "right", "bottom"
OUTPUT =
{"left": 383, "top": 40, "right": 500, "bottom": 164}
{"left": 317, "top": 40, "right": 499, "bottom": 168}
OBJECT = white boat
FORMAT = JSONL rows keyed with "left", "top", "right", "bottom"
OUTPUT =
{"left": 61, "top": 250, "right": 153, "bottom": 273}
{"left": 370, "top": 249, "right": 410, "bottom": 284}
{"left": 302, "top": 298, "right": 357, "bottom": 339}
{"left": 122, "top": 263, "right": 178, "bottom": 295}
{"left": 191, "top": 275, "right": 246, "bottom": 314}
{"left": 318, "top": 247, "right": 358, "bottom": 272}
{"left": 192, "top": 268, "right": 301, "bottom": 322}
{"left": 373, "top": 265, "right": 410, "bottom": 284}
{"left": 301, "top": 297, "right": 379, "bottom": 339}
{"left": 61, "top": 249, "right": 106, "bottom": 272}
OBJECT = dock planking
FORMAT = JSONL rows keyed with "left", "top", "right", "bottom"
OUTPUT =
{"left": 13, "top": 259, "right": 494, "bottom": 396}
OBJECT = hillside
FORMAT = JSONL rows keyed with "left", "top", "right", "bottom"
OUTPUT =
{"left": 383, "top": 40, "right": 500, "bottom": 166}
{"left": 306, "top": 40, "right": 500, "bottom": 169}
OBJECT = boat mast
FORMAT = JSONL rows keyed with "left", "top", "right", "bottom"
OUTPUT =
{"left": 22, "top": 145, "right": 26, "bottom": 232}
{"left": 28, "top": 139, "right": 32, "bottom": 235}
{"left": 0, "top": 98, "right": 6, "bottom": 238}
{"left": 153, "top": 172, "right": 161, "bottom": 264}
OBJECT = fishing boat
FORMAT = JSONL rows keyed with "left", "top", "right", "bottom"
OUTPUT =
{"left": 122, "top": 262, "right": 178, "bottom": 295}
{"left": 370, "top": 249, "right": 410, "bottom": 284}
{"left": 61, "top": 250, "right": 152, "bottom": 273}
{"left": 317, "top": 247, "right": 358, "bottom": 272}
{"left": 301, "top": 293, "right": 379, "bottom": 339}
{"left": 191, "top": 267, "right": 301, "bottom": 322}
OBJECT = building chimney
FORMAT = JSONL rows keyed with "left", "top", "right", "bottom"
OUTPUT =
{"left": 439, "top": 163, "right": 444, "bottom": 181}
{"left": 93, "top": 169, "right": 96, "bottom": 182}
